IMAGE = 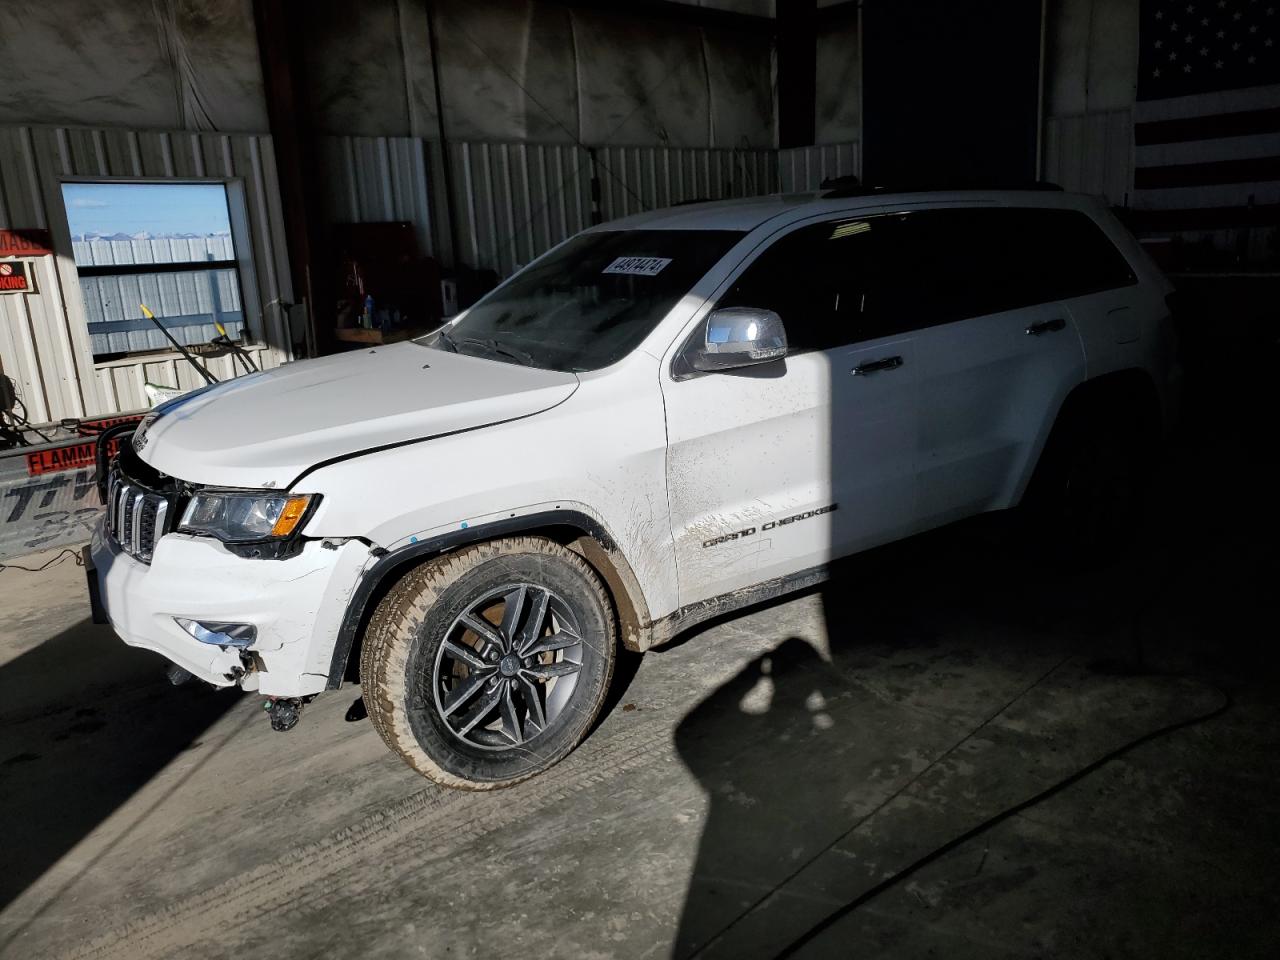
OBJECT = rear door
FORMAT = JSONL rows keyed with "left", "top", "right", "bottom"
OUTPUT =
{"left": 905, "top": 208, "right": 1089, "bottom": 524}
{"left": 661, "top": 217, "right": 920, "bottom": 607}
{"left": 1046, "top": 206, "right": 1150, "bottom": 379}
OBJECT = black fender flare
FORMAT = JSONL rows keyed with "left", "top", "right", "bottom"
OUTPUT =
{"left": 1020, "top": 367, "right": 1163, "bottom": 509}
{"left": 326, "top": 509, "right": 653, "bottom": 688}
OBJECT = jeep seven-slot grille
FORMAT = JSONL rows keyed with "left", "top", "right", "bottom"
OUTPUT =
{"left": 105, "top": 469, "right": 174, "bottom": 564}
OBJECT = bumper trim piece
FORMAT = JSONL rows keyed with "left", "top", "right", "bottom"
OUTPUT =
{"left": 91, "top": 525, "right": 373, "bottom": 697}
{"left": 84, "top": 544, "right": 108, "bottom": 625}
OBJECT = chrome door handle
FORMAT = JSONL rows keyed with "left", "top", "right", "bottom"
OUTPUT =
{"left": 1026, "top": 317, "right": 1066, "bottom": 336}
{"left": 851, "top": 356, "right": 903, "bottom": 375}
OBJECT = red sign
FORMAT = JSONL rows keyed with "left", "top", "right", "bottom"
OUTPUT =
{"left": 23, "top": 414, "right": 144, "bottom": 475}
{"left": 26, "top": 439, "right": 116, "bottom": 477}
{"left": 23, "top": 414, "right": 143, "bottom": 475}
{"left": 76, "top": 415, "right": 145, "bottom": 436}
{"left": 0, "top": 261, "right": 31, "bottom": 293}
{"left": 0, "top": 228, "right": 53, "bottom": 257}
{"left": 0, "top": 230, "right": 51, "bottom": 259}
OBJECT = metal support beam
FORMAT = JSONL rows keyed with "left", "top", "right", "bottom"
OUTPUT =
{"left": 777, "top": 0, "right": 817, "bottom": 149}
{"left": 541, "top": 0, "right": 775, "bottom": 36}
{"left": 425, "top": 1, "right": 463, "bottom": 267}
{"left": 253, "top": 0, "right": 331, "bottom": 356}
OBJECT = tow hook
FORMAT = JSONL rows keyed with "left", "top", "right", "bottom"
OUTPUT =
{"left": 263, "top": 696, "right": 312, "bottom": 732}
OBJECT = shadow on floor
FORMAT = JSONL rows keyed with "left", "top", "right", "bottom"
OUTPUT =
{"left": 670, "top": 312, "right": 1279, "bottom": 957}
{"left": 670, "top": 496, "right": 1276, "bottom": 957}
{"left": 0, "top": 618, "right": 242, "bottom": 912}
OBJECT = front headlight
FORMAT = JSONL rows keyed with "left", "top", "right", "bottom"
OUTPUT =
{"left": 179, "top": 492, "right": 316, "bottom": 542}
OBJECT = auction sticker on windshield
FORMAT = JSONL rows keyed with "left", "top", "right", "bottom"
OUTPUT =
{"left": 602, "top": 256, "right": 671, "bottom": 277}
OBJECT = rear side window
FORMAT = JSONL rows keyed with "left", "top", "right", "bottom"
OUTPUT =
{"left": 877, "top": 207, "right": 1138, "bottom": 326}
{"left": 717, "top": 206, "right": 1137, "bottom": 352}
{"left": 1028, "top": 209, "right": 1138, "bottom": 300}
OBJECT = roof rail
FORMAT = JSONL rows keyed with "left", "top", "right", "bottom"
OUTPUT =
{"left": 819, "top": 175, "right": 1063, "bottom": 198}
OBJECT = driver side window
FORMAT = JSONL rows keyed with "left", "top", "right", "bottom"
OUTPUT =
{"left": 717, "top": 219, "right": 887, "bottom": 353}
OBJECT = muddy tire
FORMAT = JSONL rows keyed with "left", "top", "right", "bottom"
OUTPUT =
{"left": 360, "top": 537, "right": 616, "bottom": 789}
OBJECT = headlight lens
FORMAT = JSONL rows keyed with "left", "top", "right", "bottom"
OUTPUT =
{"left": 179, "top": 492, "right": 315, "bottom": 542}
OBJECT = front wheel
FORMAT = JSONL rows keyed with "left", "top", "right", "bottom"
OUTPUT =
{"left": 360, "top": 537, "right": 616, "bottom": 789}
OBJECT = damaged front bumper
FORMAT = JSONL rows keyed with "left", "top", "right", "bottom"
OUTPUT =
{"left": 88, "top": 523, "right": 372, "bottom": 697}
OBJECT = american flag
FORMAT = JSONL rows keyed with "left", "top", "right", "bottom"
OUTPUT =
{"left": 1135, "top": 0, "right": 1280, "bottom": 228}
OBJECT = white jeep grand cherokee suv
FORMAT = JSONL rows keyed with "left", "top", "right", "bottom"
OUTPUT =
{"left": 88, "top": 188, "right": 1179, "bottom": 789}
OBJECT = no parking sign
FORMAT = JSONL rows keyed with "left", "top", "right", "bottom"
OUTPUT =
{"left": 0, "top": 261, "right": 31, "bottom": 293}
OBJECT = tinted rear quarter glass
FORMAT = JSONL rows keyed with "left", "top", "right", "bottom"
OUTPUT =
{"left": 888, "top": 207, "right": 1138, "bottom": 324}
{"left": 1031, "top": 208, "right": 1138, "bottom": 300}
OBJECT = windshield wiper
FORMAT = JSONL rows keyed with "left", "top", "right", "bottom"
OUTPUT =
{"left": 480, "top": 339, "right": 538, "bottom": 367}
{"left": 435, "top": 328, "right": 537, "bottom": 367}
{"left": 458, "top": 336, "right": 537, "bottom": 367}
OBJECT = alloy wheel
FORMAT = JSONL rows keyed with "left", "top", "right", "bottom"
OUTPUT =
{"left": 431, "top": 583, "right": 585, "bottom": 750}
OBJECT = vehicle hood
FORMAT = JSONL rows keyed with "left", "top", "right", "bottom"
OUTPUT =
{"left": 138, "top": 343, "right": 579, "bottom": 489}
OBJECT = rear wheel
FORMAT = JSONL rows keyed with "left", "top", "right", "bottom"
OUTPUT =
{"left": 1022, "top": 398, "right": 1155, "bottom": 564}
{"left": 360, "top": 537, "right": 616, "bottom": 789}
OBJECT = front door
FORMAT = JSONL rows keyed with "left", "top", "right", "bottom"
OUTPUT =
{"left": 662, "top": 216, "right": 921, "bottom": 608}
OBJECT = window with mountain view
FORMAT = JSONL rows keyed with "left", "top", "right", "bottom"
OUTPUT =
{"left": 62, "top": 182, "right": 250, "bottom": 360}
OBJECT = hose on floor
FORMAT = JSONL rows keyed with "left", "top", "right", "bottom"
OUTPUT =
{"left": 690, "top": 548, "right": 1232, "bottom": 960}
{"left": 770, "top": 677, "right": 1231, "bottom": 958}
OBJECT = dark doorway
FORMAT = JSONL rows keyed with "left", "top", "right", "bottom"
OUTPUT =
{"left": 861, "top": 0, "right": 1043, "bottom": 185}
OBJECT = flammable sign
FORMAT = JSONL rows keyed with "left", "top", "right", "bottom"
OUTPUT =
{"left": 0, "top": 261, "right": 32, "bottom": 294}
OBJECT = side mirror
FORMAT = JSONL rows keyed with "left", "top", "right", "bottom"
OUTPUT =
{"left": 690, "top": 307, "right": 788, "bottom": 372}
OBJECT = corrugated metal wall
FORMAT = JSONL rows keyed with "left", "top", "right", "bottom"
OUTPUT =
{"left": 325, "top": 136, "right": 438, "bottom": 259}
{"left": 0, "top": 124, "right": 294, "bottom": 423}
{"left": 81, "top": 269, "right": 244, "bottom": 356}
{"left": 323, "top": 137, "right": 861, "bottom": 279}
{"left": 74, "top": 236, "right": 244, "bottom": 354}
{"left": 592, "top": 145, "right": 778, "bottom": 218}
{"left": 1042, "top": 110, "right": 1134, "bottom": 206}
{"left": 451, "top": 142, "right": 591, "bottom": 278}
{"left": 777, "top": 143, "right": 861, "bottom": 193}
{"left": 3, "top": 127, "right": 857, "bottom": 425}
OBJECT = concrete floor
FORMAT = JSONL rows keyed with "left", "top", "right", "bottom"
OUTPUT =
{"left": 2, "top": 379, "right": 1279, "bottom": 959}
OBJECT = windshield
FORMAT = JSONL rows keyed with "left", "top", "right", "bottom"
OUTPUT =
{"left": 427, "top": 229, "right": 743, "bottom": 372}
